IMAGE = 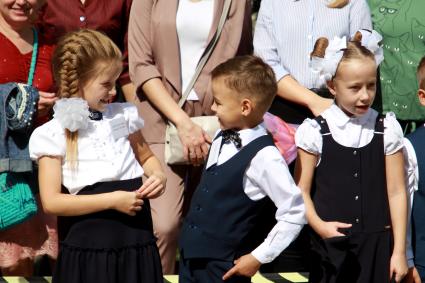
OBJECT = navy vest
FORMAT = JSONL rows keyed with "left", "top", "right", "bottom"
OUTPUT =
{"left": 313, "top": 115, "right": 390, "bottom": 233}
{"left": 179, "top": 134, "right": 275, "bottom": 260}
{"left": 407, "top": 127, "right": 425, "bottom": 267}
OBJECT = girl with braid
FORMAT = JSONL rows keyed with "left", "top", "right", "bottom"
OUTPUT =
{"left": 295, "top": 30, "right": 408, "bottom": 282}
{"left": 28, "top": 29, "right": 165, "bottom": 283}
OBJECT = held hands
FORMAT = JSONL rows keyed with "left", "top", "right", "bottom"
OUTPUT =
{"left": 222, "top": 254, "right": 261, "bottom": 281}
{"left": 404, "top": 267, "right": 421, "bottom": 283}
{"left": 177, "top": 120, "right": 212, "bottom": 166}
{"left": 137, "top": 171, "right": 166, "bottom": 199}
{"left": 111, "top": 191, "right": 144, "bottom": 216}
{"left": 38, "top": 91, "right": 57, "bottom": 117}
{"left": 390, "top": 253, "right": 408, "bottom": 282}
{"left": 317, "top": 221, "right": 352, "bottom": 239}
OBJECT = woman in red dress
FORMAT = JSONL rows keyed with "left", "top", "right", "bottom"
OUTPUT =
{"left": 0, "top": 0, "right": 58, "bottom": 275}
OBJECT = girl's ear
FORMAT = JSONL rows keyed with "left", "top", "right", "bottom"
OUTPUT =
{"left": 326, "top": 80, "right": 337, "bottom": 97}
{"left": 418, "top": 88, "right": 425, "bottom": 107}
{"left": 241, "top": 98, "right": 252, "bottom": 117}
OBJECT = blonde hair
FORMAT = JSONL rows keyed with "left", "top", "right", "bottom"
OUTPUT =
{"left": 52, "top": 29, "right": 122, "bottom": 169}
{"left": 327, "top": 0, "right": 349, "bottom": 8}
{"left": 311, "top": 31, "right": 376, "bottom": 80}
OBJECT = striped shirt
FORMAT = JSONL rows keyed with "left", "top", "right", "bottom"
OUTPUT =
{"left": 254, "top": 0, "right": 372, "bottom": 89}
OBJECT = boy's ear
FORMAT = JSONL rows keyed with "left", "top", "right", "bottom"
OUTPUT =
{"left": 241, "top": 98, "right": 253, "bottom": 117}
{"left": 418, "top": 89, "right": 425, "bottom": 107}
{"left": 326, "top": 80, "right": 337, "bottom": 97}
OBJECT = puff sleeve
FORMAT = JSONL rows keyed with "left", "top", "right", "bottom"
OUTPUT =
{"left": 295, "top": 118, "right": 323, "bottom": 155}
{"left": 122, "top": 103, "right": 145, "bottom": 134}
{"left": 383, "top": 112, "right": 404, "bottom": 155}
{"left": 29, "top": 119, "right": 66, "bottom": 160}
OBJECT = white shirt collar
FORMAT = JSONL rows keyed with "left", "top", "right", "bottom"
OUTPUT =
{"left": 328, "top": 103, "right": 374, "bottom": 128}
{"left": 237, "top": 122, "right": 268, "bottom": 148}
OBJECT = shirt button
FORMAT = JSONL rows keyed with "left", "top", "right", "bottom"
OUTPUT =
{"left": 353, "top": 150, "right": 357, "bottom": 155}
{"left": 355, "top": 195, "right": 359, "bottom": 200}
{"left": 79, "top": 16, "right": 86, "bottom": 22}
{"left": 354, "top": 172, "right": 358, "bottom": 178}
{"left": 355, "top": 218, "right": 359, "bottom": 223}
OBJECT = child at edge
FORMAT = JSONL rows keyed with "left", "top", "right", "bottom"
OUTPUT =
{"left": 178, "top": 55, "right": 306, "bottom": 283}
{"left": 403, "top": 55, "right": 425, "bottom": 283}
{"left": 28, "top": 29, "right": 165, "bottom": 283}
{"left": 294, "top": 30, "right": 408, "bottom": 283}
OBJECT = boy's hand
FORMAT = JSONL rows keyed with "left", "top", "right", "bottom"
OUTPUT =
{"left": 138, "top": 171, "right": 166, "bottom": 199}
{"left": 404, "top": 267, "right": 421, "bottom": 283}
{"left": 317, "top": 221, "right": 352, "bottom": 239}
{"left": 390, "top": 252, "right": 408, "bottom": 282}
{"left": 222, "top": 254, "right": 261, "bottom": 280}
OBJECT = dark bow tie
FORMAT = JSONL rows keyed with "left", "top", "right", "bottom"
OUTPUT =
{"left": 221, "top": 129, "right": 242, "bottom": 149}
{"left": 89, "top": 110, "right": 103, "bottom": 121}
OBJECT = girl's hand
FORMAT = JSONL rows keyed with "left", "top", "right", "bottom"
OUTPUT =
{"left": 222, "top": 254, "right": 261, "bottom": 280}
{"left": 310, "top": 96, "right": 333, "bottom": 117}
{"left": 38, "top": 91, "right": 57, "bottom": 117}
{"left": 111, "top": 191, "right": 144, "bottom": 216}
{"left": 317, "top": 221, "right": 352, "bottom": 239}
{"left": 390, "top": 253, "right": 408, "bottom": 282}
{"left": 177, "top": 120, "right": 212, "bottom": 166}
{"left": 404, "top": 267, "right": 421, "bottom": 283}
{"left": 138, "top": 171, "right": 166, "bottom": 199}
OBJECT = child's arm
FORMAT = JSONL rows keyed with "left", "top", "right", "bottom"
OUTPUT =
{"left": 295, "top": 148, "right": 351, "bottom": 239}
{"left": 128, "top": 131, "right": 166, "bottom": 199}
{"left": 38, "top": 156, "right": 144, "bottom": 216}
{"left": 386, "top": 150, "right": 409, "bottom": 282}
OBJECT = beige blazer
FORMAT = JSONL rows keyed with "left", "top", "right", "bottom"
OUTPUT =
{"left": 128, "top": 0, "right": 253, "bottom": 143}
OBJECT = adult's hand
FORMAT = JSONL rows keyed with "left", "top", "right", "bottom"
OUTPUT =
{"left": 309, "top": 96, "right": 333, "bottom": 117}
{"left": 38, "top": 91, "right": 57, "bottom": 117}
{"left": 177, "top": 118, "right": 211, "bottom": 166}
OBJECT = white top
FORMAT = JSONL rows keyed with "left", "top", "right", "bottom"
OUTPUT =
{"left": 29, "top": 103, "right": 145, "bottom": 195}
{"left": 176, "top": 0, "right": 214, "bottom": 101}
{"left": 206, "top": 123, "right": 306, "bottom": 264}
{"left": 295, "top": 104, "right": 404, "bottom": 164}
{"left": 403, "top": 134, "right": 421, "bottom": 268}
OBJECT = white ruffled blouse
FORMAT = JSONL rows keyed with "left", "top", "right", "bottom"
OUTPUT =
{"left": 295, "top": 104, "right": 404, "bottom": 164}
{"left": 29, "top": 103, "right": 145, "bottom": 195}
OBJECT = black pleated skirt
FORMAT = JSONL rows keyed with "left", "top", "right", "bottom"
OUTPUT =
{"left": 53, "top": 178, "right": 163, "bottom": 283}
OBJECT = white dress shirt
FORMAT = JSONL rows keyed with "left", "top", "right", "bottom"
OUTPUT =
{"left": 176, "top": 0, "right": 214, "bottom": 100}
{"left": 254, "top": 0, "right": 372, "bottom": 88}
{"left": 206, "top": 123, "right": 306, "bottom": 264}
{"left": 295, "top": 104, "right": 404, "bottom": 164}
{"left": 29, "top": 103, "right": 145, "bottom": 195}
{"left": 403, "top": 134, "right": 421, "bottom": 268}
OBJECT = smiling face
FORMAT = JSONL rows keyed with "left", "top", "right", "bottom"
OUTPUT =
{"left": 80, "top": 62, "right": 121, "bottom": 112}
{"left": 328, "top": 57, "right": 377, "bottom": 117}
{"left": 0, "top": 0, "right": 44, "bottom": 27}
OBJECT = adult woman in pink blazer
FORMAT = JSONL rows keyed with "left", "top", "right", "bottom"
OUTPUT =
{"left": 128, "top": 0, "right": 252, "bottom": 274}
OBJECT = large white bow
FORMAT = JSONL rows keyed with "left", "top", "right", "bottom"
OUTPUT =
{"left": 357, "top": 29, "right": 384, "bottom": 66}
{"left": 310, "top": 36, "right": 347, "bottom": 87}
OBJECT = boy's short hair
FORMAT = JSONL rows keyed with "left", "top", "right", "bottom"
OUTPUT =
{"left": 418, "top": 56, "right": 425, "bottom": 89}
{"left": 211, "top": 55, "right": 277, "bottom": 113}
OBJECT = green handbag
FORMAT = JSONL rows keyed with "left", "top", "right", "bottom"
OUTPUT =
{"left": 0, "top": 172, "right": 37, "bottom": 230}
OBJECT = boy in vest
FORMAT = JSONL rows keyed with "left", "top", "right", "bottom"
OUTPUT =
{"left": 178, "top": 55, "right": 306, "bottom": 283}
{"left": 404, "top": 55, "right": 425, "bottom": 283}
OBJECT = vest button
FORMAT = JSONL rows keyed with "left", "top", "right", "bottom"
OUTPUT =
{"left": 196, "top": 205, "right": 202, "bottom": 211}
{"left": 353, "top": 150, "right": 357, "bottom": 155}
{"left": 355, "top": 218, "right": 359, "bottom": 223}
{"left": 354, "top": 173, "right": 358, "bottom": 178}
{"left": 355, "top": 195, "right": 359, "bottom": 200}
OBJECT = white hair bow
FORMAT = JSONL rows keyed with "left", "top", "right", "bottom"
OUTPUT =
{"left": 310, "top": 36, "right": 347, "bottom": 87}
{"left": 357, "top": 29, "right": 384, "bottom": 66}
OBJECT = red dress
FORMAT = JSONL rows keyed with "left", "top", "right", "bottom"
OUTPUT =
{"left": 0, "top": 31, "right": 58, "bottom": 268}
